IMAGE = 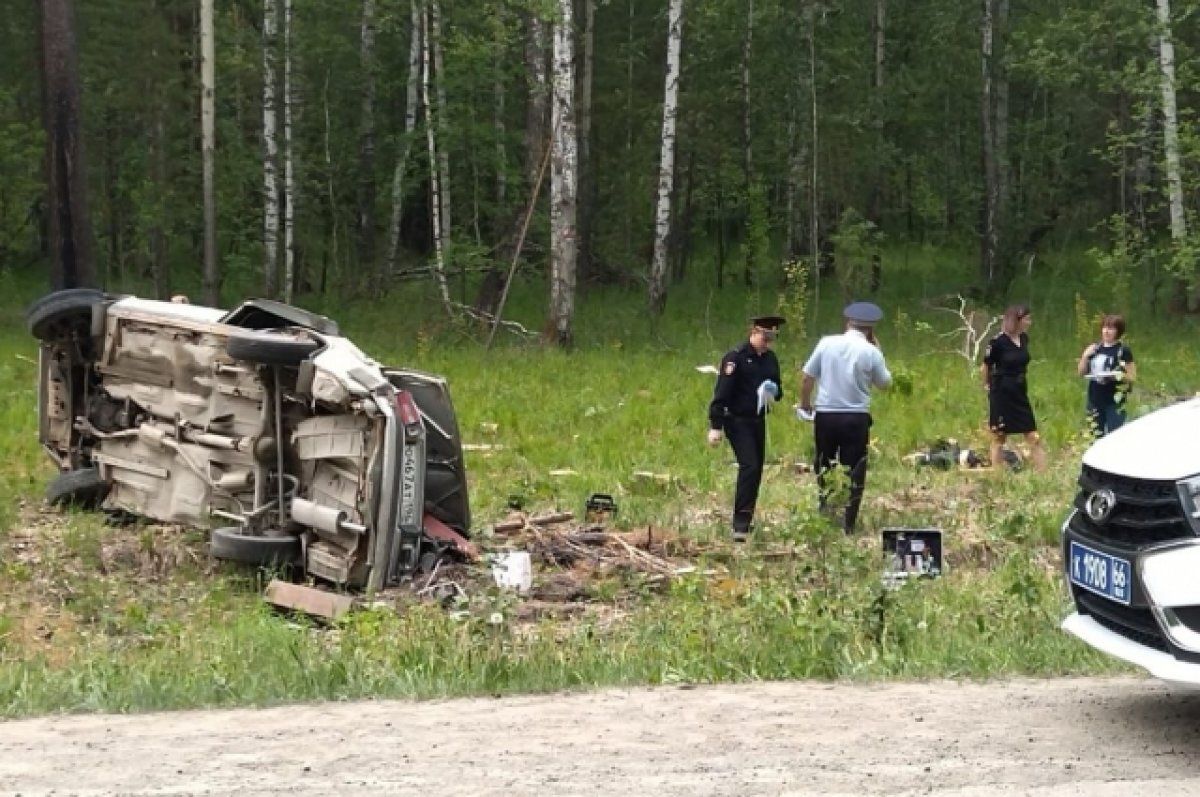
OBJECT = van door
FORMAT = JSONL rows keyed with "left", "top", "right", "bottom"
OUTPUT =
{"left": 383, "top": 368, "right": 472, "bottom": 535}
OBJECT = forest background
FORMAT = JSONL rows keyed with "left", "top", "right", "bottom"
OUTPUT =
{"left": 6, "top": 0, "right": 1200, "bottom": 322}
{"left": 0, "top": 0, "right": 1198, "bottom": 715}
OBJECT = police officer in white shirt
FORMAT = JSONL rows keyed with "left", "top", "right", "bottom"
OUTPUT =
{"left": 798, "top": 302, "right": 892, "bottom": 533}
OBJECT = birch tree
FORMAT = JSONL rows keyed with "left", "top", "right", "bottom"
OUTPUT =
{"left": 740, "top": 0, "right": 754, "bottom": 285}
{"left": 493, "top": 28, "right": 507, "bottom": 223}
{"left": 1154, "top": 0, "right": 1186, "bottom": 244}
{"left": 386, "top": 0, "right": 422, "bottom": 274}
{"left": 547, "top": 0, "right": 577, "bottom": 346}
{"left": 262, "top": 0, "right": 280, "bottom": 297}
{"left": 430, "top": 0, "right": 452, "bottom": 248}
{"left": 806, "top": 2, "right": 820, "bottom": 329}
{"left": 576, "top": 0, "right": 596, "bottom": 277}
{"left": 357, "top": 0, "right": 377, "bottom": 274}
{"left": 151, "top": 89, "right": 168, "bottom": 298}
{"left": 282, "top": 0, "right": 295, "bottom": 302}
{"left": 647, "top": 0, "right": 683, "bottom": 316}
{"left": 868, "top": 0, "right": 886, "bottom": 290}
{"left": 421, "top": 4, "right": 452, "bottom": 308}
{"left": 525, "top": 11, "right": 548, "bottom": 196}
{"left": 38, "top": 0, "right": 95, "bottom": 289}
{"left": 979, "top": 0, "right": 1000, "bottom": 290}
{"left": 200, "top": 0, "right": 218, "bottom": 304}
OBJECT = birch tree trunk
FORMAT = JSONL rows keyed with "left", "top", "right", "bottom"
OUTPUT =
{"left": 430, "top": 0, "right": 452, "bottom": 248}
{"left": 38, "top": 0, "right": 95, "bottom": 289}
{"left": 357, "top": 0, "right": 377, "bottom": 276}
{"left": 262, "top": 0, "right": 280, "bottom": 297}
{"left": 547, "top": 0, "right": 578, "bottom": 345}
{"left": 524, "top": 12, "right": 548, "bottom": 196}
{"left": 200, "top": 0, "right": 219, "bottom": 304}
{"left": 321, "top": 73, "right": 338, "bottom": 295}
{"left": 1155, "top": 0, "right": 1196, "bottom": 309}
{"left": 785, "top": 107, "right": 800, "bottom": 258}
{"left": 576, "top": 0, "right": 596, "bottom": 279}
{"left": 422, "top": 5, "right": 452, "bottom": 309}
{"left": 739, "top": 0, "right": 754, "bottom": 285}
{"left": 623, "top": 0, "right": 634, "bottom": 261}
{"left": 282, "top": 0, "right": 295, "bottom": 302}
{"left": 151, "top": 99, "right": 168, "bottom": 299}
{"left": 868, "top": 0, "right": 885, "bottom": 290}
{"left": 493, "top": 36, "right": 507, "bottom": 221}
{"left": 995, "top": 0, "right": 1010, "bottom": 269}
{"left": 386, "top": 0, "right": 421, "bottom": 274}
{"left": 1155, "top": 0, "right": 1186, "bottom": 242}
{"left": 978, "top": 0, "right": 1000, "bottom": 289}
{"left": 647, "top": 0, "right": 683, "bottom": 316}
{"left": 807, "top": 4, "right": 820, "bottom": 331}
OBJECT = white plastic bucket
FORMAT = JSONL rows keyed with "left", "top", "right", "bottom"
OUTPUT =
{"left": 491, "top": 552, "right": 533, "bottom": 594}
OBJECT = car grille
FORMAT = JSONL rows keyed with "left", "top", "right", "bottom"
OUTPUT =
{"left": 1075, "top": 589, "right": 1168, "bottom": 652}
{"left": 1071, "top": 465, "right": 1192, "bottom": 548}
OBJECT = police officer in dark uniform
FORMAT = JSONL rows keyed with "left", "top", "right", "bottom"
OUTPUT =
{"left": 708, "top": 315, "right": 785, "bottom": 541}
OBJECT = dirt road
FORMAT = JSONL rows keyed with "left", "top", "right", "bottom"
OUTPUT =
{"left": 3, "top": 676, "right": 1200, "bottom": 796}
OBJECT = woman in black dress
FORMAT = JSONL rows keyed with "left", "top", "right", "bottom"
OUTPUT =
{"left": 980, "top": 304, "right": 1046, "bottom": 470}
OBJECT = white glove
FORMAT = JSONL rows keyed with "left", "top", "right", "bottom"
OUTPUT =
{"left": 756, "top": 381, "right": 779, "bottom": 413}
{"left": 795, "top": 405, "right": 815, "bottom": 422}
{"left": 707, "top": 429, "right": 722, "bottom": 446}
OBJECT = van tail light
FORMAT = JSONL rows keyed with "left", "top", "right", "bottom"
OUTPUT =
{"left": 395, "top": 390, "right": 421, "bottom": 427}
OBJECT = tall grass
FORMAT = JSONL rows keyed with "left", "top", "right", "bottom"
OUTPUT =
{"left": 0, "top": 247, "right": 1193, "bottom": 716}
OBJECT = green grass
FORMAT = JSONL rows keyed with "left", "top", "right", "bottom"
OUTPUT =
{"left": 0, "top": 248, "right": 1193, "bottom": 717}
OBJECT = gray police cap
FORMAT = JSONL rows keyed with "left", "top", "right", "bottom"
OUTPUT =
{"left": 843, "top": 301, "right": 883, "bottom": 324}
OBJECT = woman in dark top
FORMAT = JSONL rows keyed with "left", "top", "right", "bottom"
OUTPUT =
{"left": 1077, "top": 313, "right": 1136, "bottom": 437}
{"left": 980, "top": 304, "right": 1046, "bottom": 470}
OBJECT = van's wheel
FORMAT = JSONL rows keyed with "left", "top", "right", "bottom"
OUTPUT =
{"left": 226, "top": 331, "right": 320, "bottom": 367}
{"left": 46, "top": 467, "right": 109, "bottom": 509}
{"left": 26, "top": 289, "right": 109, "bottom": 342}
{"left": 209, "top": 527, "right": 302, "bottom": 567}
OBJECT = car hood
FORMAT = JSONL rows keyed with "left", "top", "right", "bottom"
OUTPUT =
{"left": 1083, "top": 397, "right": 1200, "bottom": 481}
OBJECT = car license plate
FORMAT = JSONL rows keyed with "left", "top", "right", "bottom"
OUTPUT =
{"left": 1069, "top": 541, "right": 1132, "bottom": 605}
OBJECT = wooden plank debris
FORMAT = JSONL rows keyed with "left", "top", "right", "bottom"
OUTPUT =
{"left": 264, "top": 579, "right": 354, "bottom": 621}
{"left": 492, "top": 511, "right": 575, "bottom": 534}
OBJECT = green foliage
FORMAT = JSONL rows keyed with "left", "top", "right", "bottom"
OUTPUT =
{"left": 1088, "top": 215, "right": 1142, "bottom": 313}
{"left": 1073, "top": 293, "right": 1099, "bottom": 347}
{"left": 743, "top": 181, "right": 772, "bottom": 308}
{"left": 776, "top": 256, "right": 810, "bottom": 340}
{"left": 830, "top": 208, "right": 882, "bottom": 303}
{"left": 0, "top": 251, "right": 1187, "bottom": 715}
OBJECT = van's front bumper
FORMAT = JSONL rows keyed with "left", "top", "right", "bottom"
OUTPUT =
{"left": 1062, "top": 612, "right": 1200, "bottom": 689}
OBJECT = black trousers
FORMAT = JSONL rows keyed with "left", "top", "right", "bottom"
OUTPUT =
{"left": 814, "top": 412, "right": 872, "bottom": 533}
{"left": 724, "top": 416, "right": 766, "bottom": 532}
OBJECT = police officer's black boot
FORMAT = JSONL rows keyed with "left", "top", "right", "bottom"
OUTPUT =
{"left": 731, "top": 512, "right": 752, "bottom": 542}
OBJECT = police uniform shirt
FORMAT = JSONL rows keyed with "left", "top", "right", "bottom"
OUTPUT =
{"left": 802, "top": 329, "right": 892, "bottom": 412}
{"left": 709, "top": 342, "right": 783, "bottom": 429}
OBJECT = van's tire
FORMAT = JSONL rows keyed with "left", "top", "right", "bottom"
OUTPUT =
{"left": 226, "top": 331, "right": 320, "bottom": 367}
{"left": 26, "top": 289, "right": 108, "bottom": 342}
{"left": 209, "top": 527, "right": 302, "bottom": 567}
{"left": 46, "top": 467, "right": 109, "bottom": 509}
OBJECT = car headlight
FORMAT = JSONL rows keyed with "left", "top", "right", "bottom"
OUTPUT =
{"left": 1142, "top": 544, "right": 1200, "bottom": 607}
{"left": 1179, "top": 475, "right": 1200, "bottom": 534}
{"left": 1141, "top": 543, "right": 1200, "bottom": 652}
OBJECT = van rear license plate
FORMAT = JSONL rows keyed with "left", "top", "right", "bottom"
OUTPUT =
{"left": 1069, "top": 541, "right": 1131, "bottom": 605}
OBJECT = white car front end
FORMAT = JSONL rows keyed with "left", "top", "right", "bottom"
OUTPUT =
{"left": 1061, "top": 398, "right": 1200, "bottom": 687}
